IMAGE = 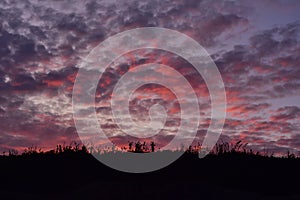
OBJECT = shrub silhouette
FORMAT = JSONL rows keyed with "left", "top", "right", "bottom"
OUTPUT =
{"left": 22, "top": 146, "right": 42, "bottom": 156}
{"left": 1, "top": 140, "right": 298, "bottom": 159}
{"left": 1, "top": 140, "right": 299, "bottom": 200}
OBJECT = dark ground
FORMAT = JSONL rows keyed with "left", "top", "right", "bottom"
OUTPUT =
{"left": 0, "top": 152, "right": 300, "bottom": 200}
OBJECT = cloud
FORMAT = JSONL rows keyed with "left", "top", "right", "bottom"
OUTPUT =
{"left": 271, "top": 106, "right": 300, "bottom": 122}
{"left": 249, "top": 22, "right": 300, "bottom": 56}
{"left": 0, "top": 0, "right": 299, "bottom": 154}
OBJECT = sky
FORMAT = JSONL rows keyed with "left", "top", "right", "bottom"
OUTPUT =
{"left": 0, "top": 0, "right": 300, "bottom": 155}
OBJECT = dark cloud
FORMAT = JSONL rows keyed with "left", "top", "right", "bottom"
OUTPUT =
{"left": 271, "top": 106, "right": 300, "bottom": 122}
{"left": 249, "top": 22, "right": 300, "bottom": 56}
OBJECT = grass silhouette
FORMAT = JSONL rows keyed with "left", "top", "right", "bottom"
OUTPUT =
{"left": 0, "top": 141, "right": 299, "bottom": 200}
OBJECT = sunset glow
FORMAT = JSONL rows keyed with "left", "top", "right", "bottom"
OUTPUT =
{"left": 0, "top": 0, "right": 300, "bottom": 156}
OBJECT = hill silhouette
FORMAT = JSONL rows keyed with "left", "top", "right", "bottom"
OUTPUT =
{"left": 0, "top": 141, "right": 299, "bottom": 200}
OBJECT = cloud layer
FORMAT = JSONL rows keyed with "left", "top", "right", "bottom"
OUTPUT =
{"left": 0, "top": 0, "right": 299, "bottom": 155}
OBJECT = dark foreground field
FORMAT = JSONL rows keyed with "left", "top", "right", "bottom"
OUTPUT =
{"left": 0, "top": 148, "right": 300, "bottom": 200}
